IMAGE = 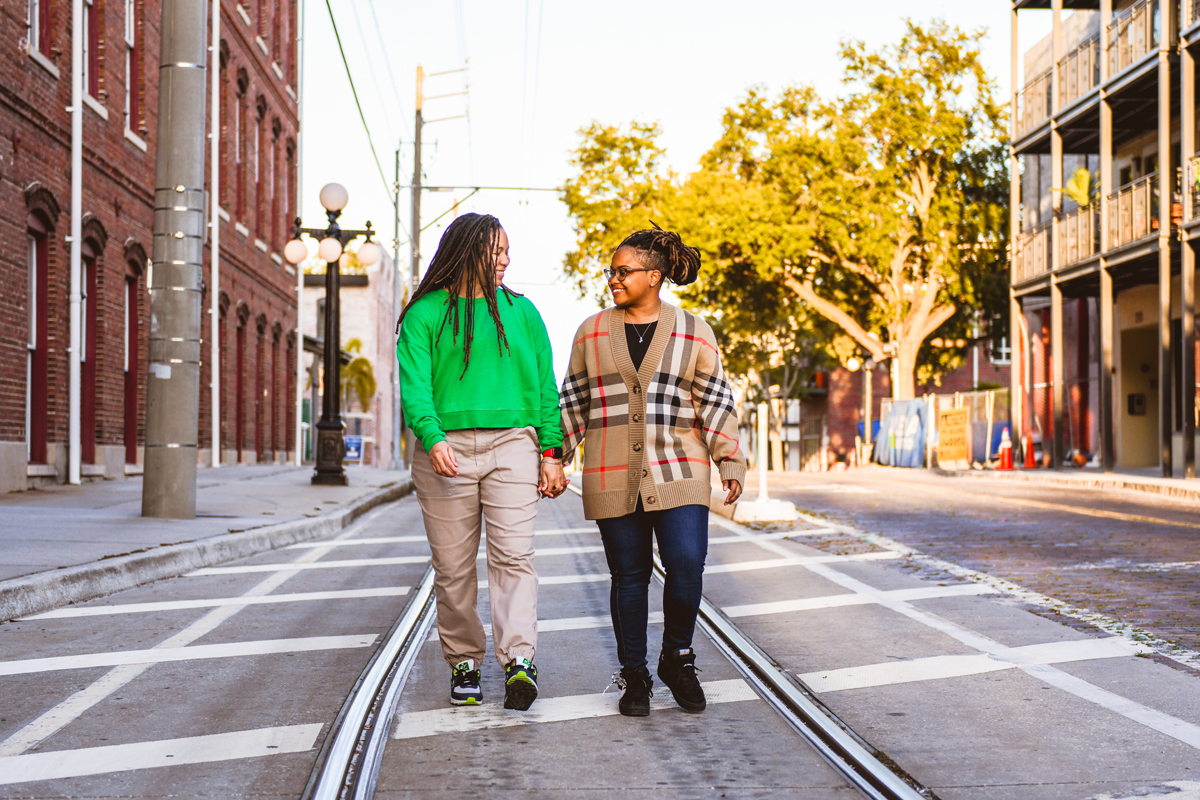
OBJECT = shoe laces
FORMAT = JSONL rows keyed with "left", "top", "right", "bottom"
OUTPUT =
{"left": 603, "top": 670, "right": 626, "bottom": 694}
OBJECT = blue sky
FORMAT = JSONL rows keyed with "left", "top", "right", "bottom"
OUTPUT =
{"left": 300, "top": 1, "right": 1054, "bottom": 376}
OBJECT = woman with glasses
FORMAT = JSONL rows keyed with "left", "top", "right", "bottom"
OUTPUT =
{"left": 396, "top": 213, "right": 567, "bottom": 711}
{"left": 559, "top": 223, "right": 745, "bottom": 717}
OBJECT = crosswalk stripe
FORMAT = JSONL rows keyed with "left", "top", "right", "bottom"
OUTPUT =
{"left": 426, "top": 612, "right": 666, "bottom": 643}
{"left": 0, "top": 724, "right": 323, "bottom": 785}
{"left": 24, "top": 587, "right": 411, "bottom": 619}
{"left": 188, "top": 556, "right": 429, "bottom": 575}
{"left": 393, "top": 679, "right": 759, "bottom": 739}
{"left": 0, "top": 635, "right": 378, "bottom": 676}
{"left": 723, "top": 583, "right": 997, "bottom": 618}
{"left": 799, "top": 637, "right": 1147, "bottom": 693}
{"left": 287, "top": 536, "right": 429, "bottom": 548}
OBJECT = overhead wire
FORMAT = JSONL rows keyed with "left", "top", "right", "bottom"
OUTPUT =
{"left": 366, "top": 0, "right": 410, "bottom": 122}
{"left": 323, "top": 0, "right": 406, "bottom": 243}
{"left": 348, "top": 0, "right": 395, "bottom": 139}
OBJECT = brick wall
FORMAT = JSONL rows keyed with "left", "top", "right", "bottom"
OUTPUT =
{"left": 1, "top": 0, "right": 299, "bottom": 489}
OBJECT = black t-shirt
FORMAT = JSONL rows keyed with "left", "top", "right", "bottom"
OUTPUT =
{"left": 625, "top": 321, "right": 658, "bottom": 372}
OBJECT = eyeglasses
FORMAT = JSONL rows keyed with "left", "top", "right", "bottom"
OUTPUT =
{"left": 603, "top": 267, "right": 652, "bottom": 282}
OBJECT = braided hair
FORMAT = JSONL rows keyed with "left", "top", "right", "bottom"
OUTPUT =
{"left": 617, "top": 222, "right": 701, "bottom": 286}
{"left": 395, "top": 212, "right": 519, "bottom": 375}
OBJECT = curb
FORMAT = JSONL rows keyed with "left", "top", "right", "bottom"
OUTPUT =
{"left": 931, "top": 467, "right": 1200, "bottom": 504}
{"left": 0, "top": 477, "right": 414, "bottom": 623}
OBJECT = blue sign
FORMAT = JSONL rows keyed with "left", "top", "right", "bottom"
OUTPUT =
{"left": 344, "top": 435, "right": 363, "bottom": 463}
{"left": 872, "top": 400, "right": 928, "bottom": 468}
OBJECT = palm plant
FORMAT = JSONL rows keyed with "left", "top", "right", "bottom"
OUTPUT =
{"left": 1060, "top": 167, "right": 1098, "bottom": 209}
{"left": 340, "top": 338, "right": 377, "bottom": 413}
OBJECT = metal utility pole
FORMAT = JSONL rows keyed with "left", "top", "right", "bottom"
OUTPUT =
{"left": 388, "top": 146, "right": 403, "bottom": 470}
{"left": 209, "top": 0, "right": 221, "bottom": 469}
{"left": 142, "top": 0, "right": 207, "bottom": 518}
{"left": 411, "top": 66, "right": 423, "bottom": 299}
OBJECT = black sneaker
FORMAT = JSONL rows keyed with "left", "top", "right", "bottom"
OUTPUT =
{"left": 450, "top": 659, "right": 482, "bottom": 706}
{"left": 616, "top": 665, "right": 653, "bottom": 717}
{"left": 658, "top": 647, "right": 706, "bottom": 713}
{"left": 504, "top": 657, "right": 538, "bottom": 710}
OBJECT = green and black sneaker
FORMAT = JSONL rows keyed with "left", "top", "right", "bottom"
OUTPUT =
{"left": 503, "top": 657, "right": 538, "bottom": 710}
{"left": 450, "top": 659, "right": 482, "bottom": 706}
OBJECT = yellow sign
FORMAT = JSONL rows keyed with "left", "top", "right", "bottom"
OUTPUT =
{"left": 938, "top": 409, "right": 970, "bottom": 463}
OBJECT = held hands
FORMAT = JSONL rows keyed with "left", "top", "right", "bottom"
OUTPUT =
{"left": 428, "top": 441, "right": 459, "bottom": 478}
{"left": 723, "top": 479, "right": 743, "bottom": 506}
{"left": 539, "top": 460, "right": 567, "bottom": 499}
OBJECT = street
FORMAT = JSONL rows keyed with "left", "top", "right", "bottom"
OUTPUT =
{"left": 1, "top": 469, "right": 1198, "bottom": 798}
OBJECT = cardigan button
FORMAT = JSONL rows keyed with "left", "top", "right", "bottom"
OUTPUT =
{"left": 632, "top": 443, "right": 642, "bottom": 451}
{"left": 632, "top": 386, "right": 640, "bottom": 394}
{"left": 642, "top": 469, "right": 648, "bottom": 477}
{"left": 632, "top": 414, "right": 641, "bottom": 422}
{"left": 647, "top": 496, "right": 658, "bottom": 505}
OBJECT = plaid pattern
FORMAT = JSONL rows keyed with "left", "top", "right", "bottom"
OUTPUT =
{"left": 560, "top": 304, "right": 746, "bottom": 520}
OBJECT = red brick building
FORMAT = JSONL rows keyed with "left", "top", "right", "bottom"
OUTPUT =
{"left": 1, "top": 0, "right": 298, "bottom": 492}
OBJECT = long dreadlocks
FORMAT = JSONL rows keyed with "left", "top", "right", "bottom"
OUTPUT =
{"left": 395, "top": 213, "right": 519, "bottom": 375}
{"left": 617, "top": 222, "right": 702, "bottom": 286}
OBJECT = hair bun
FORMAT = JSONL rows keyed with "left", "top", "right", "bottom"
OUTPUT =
{"left": 618, "top": 222, "right": 702, "bottom": 286}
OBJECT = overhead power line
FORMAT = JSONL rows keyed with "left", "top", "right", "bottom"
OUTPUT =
{"left": 324, "top": 0, "right": 394, "bottom": 211}
{"left": 366, "top": 0, "right": 409, "bottom": 122}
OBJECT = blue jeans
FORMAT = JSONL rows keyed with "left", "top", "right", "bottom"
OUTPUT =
{"left": 596, "top": 502, "right": 709, "bottom": 669}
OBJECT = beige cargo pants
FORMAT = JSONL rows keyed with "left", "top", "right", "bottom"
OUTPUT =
{"left": 411, "top": 427, "right": 539, "bottom": 669}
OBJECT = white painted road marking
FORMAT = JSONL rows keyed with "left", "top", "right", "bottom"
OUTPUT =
{"left": 0, "top": 724, "right": 323, "bottom": 785}
{"left": 0, "top": 635, "right": 378, "bottom": 676}
{"left": 1080, "top": 780, "right": 1200, "bottom": 799}
{"left": 427, "top": 612, "right": 667, "bottom": 642}
{"left": 800, "top": 637, "right": 1146, "bottom": 692}
{"left": 393, "top": 679, "right": 759, "bottom": 738}
{"left": 723, "top": 583, "right": 997, "bottom": 618}
{"left": 188, "top": 555, "right": 428, "bottom": 575}
{"left": 24, "top": 587, "right": 411, "bottom": 619}
{"left": 288, "top": 536, "right": 430, "bottom": 548}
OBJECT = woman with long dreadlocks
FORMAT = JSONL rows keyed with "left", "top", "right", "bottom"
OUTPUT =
{"left": 396, "top": 213, "right": 566, "bottom": 710}
{"left": 559, "top": 224, "right": 746, "bottom": 717}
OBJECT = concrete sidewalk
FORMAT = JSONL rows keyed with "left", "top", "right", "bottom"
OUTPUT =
{"left": 0, "top": 465, "right": 413, "bottom": 621}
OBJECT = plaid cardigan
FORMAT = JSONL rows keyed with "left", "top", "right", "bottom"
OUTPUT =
{"left": 560, "top": 303, "right": 747, "bottom": 520}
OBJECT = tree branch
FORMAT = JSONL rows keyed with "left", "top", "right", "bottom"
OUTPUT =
{"left": 783, "top": 274, "right": 886, "bottom": 361}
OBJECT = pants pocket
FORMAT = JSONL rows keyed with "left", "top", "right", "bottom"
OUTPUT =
{"left": 493, "top": 428, "right": 539, "bottom": 486}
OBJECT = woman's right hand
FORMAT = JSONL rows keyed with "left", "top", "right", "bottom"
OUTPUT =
{"left": 428, "top": 441, "right": 459, "bottom": 477}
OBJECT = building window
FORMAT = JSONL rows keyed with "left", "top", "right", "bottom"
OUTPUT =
{"left": 255, "top": 98, "right": 266, "bottom": 235}
{"left": 83, "top": 0, "right": 100, "bottom": 98}
{"left": 235, "top": 72, "right": 248, "bottom": 221}
{"left": 28, "top": 0, "right": 53, "bottom": 60}
{"left": 991, "top": 336, "right": 1012, "bottom": 365}
{"left": 124, "top": 0, "right": 141, "bottom": 132}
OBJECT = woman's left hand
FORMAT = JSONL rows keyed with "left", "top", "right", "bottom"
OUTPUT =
{"left": 539, "top": 461, "right": 567, "bottom": 498}
{"left": 722, "top": 479, "right": 743, "bottom": 506}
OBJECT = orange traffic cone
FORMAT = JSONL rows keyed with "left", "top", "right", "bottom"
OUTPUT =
{"left": 997, "top": 427, "right": 1013, "bottom": 470}
{"left": 1023, "top": 432, "right": 1037, "bottom": 469}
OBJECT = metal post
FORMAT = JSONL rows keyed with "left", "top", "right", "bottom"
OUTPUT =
{"left": 143, "top": 0, "right": 207, "bottom": 518}
{"left": 756, "top": 402, "right": 769, "bottom": 502}
{"left": 387, "top": 146, "right": 402, "bottom": 470}
{"left": 209, "top": 0, "right": 220, "bottom": 468}
{"left": 1184, "top": 41, "right": 1198, "bottom": 480}
{"left": 1100, "top": 266, "right": 1115, "bottom": 471}
{"left": 863, "top": 363, "right": 872, "bottom": 449}
{"left": 293, "top": 0, "right": 306, "bottom": 466}
{"left": 69, "top": 0, "right": 83, "bottom": 485}
{"left": 312, "top": 211, "right": 347, "bottom": 486}
{"left": 1158, "top": 1, "right": 1175, "bottom": 476}
{"left": 1051, "top": 279, "right": 1066, "bottom": 468}
{"left": 403, "top": 67, "right": 424, "bottom": 469}
{"left": 1011, "top": 4, "right": 1023, "bottom": 466}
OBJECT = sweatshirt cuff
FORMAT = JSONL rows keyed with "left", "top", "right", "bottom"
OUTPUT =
{"left": 718, "top": 460, "right": 746, "bottom": 487}
{"left": 420, "top": 432, "right": 446, "bottom": 452}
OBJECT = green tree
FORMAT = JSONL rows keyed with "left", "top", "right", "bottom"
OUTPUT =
{"left": 341, "top": 338, "right": 377, "bottom": 413}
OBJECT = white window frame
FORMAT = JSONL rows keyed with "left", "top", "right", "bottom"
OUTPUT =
{"left": 124, "top": 0, "right": 135, "bottom": 130}
{"left": 991, "top": 335, "right": 1012, "bottom": 366}
{"left": 83, "top": 0, "right": 95, "bottom": 97}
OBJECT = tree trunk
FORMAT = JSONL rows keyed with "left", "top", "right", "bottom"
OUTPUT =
{"left": 893, "top": 341, "right": 918, "bottom": 399}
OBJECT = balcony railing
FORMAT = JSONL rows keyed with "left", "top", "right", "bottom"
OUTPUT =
{"left": 1108, "top": 173, "right": 1160, "bottom": 250}
{"left": 1188, "top": 0, "right": 1200, "bottom": 28}
{"left": 1014, "top": 222, "right": 1051, "bottom": 283}
{"left": 1016, "top": 69, "right": 1052, "bottom": 139}
{"left": 1059, "top": 206, "right": 1100, "bottom": 266}
{"left": 1059, "top": 35, "right": 1100, "bottom": 108}
{"left": 1107, "top": 0, "right": 1160, "bottom": 77}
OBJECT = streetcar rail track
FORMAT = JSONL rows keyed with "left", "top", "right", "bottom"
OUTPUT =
{"left": 302, "top": 565, "right": 437, "bottom": 800}
{"left": 565, "top": 483, "right": 929, "bottom": 800}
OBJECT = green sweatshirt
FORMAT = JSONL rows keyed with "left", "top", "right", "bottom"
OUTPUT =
{"left": 396, "top": 289, "right": 563, "bottom": 453}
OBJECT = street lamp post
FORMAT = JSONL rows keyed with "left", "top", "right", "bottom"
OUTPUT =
{"left": 285, "top": 182, "right": 381, "bottom": 486}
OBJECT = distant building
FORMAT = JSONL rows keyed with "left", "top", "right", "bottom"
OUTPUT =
{"left": 1009, "top": 1, "right": 1199, "bottom": 475}
{"left": 0, "top": 0, "right": 300, "bottom": 492}
{"left": 301, "top": 254, "right": 399, "bottom": 468}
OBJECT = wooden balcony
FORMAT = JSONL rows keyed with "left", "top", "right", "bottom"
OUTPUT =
{"left": 1014, "top": 222, "right": 1051, "bottom": 283}
{"left": 1189, "top": 155, "right": 1200, "bottom": 220}
{"left": 1059, "top": 206, "right": 1099, "bottom": 266}
{"left": 1107, "top": 173, "right": 1159, "bottom": 250}
{"left": 1058, "top": 35, "right": 1099, "bottom": 108}
{"left": 1016, "top": 69, "right": 1052, "bottom": 139}
{"left": 1107, "top": 0, "right": 1159, "bottom": 77}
